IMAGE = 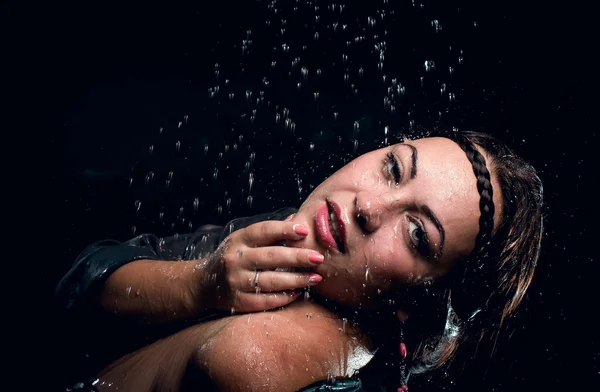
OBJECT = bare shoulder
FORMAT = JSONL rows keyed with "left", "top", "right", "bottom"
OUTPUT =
{"left": 191, "top": 301, "right": 373, "bottom": 392}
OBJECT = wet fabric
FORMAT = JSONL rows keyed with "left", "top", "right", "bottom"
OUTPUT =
{"left": 55, "top": 206, "right": 387, "bottom": 391}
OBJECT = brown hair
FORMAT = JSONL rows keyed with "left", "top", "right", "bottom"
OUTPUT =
{"left": 406, "top": 130, "right": 545, "bottom": 374}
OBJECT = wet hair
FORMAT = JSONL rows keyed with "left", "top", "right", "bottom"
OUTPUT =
{"left": 392, "top": 130, "right": 544, "bottom": 376}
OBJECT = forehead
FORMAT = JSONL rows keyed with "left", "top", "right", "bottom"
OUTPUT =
{"left": 403, "top": 137, "right": 483, "bottom": 261}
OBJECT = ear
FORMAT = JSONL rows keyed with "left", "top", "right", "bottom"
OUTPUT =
{"left": 396, "top": 309, "right": 410, "bottom": 323}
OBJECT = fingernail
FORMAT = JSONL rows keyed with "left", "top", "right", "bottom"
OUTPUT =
{"left": 293, "top": 224, "right": 309, "bottom": 235}
{"left": 308, "top": 274, "right": 323, "bottom": 284}
{"left": 308, "top": 252, "right": 324, "bottom": 263}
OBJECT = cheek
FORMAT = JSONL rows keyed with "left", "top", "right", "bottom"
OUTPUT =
{"left": 357, "top": 236, "right": 417, "bottom": 286}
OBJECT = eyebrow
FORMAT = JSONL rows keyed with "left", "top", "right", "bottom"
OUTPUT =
{"left": 421, "top": 205, "right": 446, "bottom": 259}
{"left": 399, "top": 143, "right": 418, "bottom": 179}
{"left": 400, "top": 143, "right": 445, "bottom": 259}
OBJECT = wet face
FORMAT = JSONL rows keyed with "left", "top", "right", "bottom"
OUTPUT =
{"left": 288, "top": 137, "right": 503, "bottom": 309}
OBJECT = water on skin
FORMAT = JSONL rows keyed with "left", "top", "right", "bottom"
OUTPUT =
{"left": 118, "top": 0, "right": 474, "bottom": 388}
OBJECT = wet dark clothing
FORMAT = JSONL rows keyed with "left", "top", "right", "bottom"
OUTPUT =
{"left": 56, "top": 207, "right": 390, "bottom": 391}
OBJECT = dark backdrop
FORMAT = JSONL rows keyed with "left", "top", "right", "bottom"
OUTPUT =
{"left": 14, "top": 0, "right": 597, "bottom": 390}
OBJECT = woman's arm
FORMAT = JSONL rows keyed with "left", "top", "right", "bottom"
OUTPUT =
{"left": 192, "top": 302, "right": 374, "bottom": 392}
{"left": 55, "top": 230, "right": 219, "bottom": 324}
{"left": 56, "top": 218, "right": 324, "bottom": 326}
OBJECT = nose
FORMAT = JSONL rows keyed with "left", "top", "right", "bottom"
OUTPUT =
{"left": 355, "top": 191, "right": 385, "bottom": 233}
{"left": 355, "top": 190, "right": 409, "bottom": 233}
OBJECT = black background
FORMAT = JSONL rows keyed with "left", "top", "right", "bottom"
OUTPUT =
{"left": 10, "top": 0, "right": 597, "bottom": 390}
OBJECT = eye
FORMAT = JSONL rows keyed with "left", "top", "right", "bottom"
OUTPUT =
{"left": 384, "top": 151, "right": 402, "bottom": 184}
{"left": 408, "top": 218, "right": 431, "bottom": 258}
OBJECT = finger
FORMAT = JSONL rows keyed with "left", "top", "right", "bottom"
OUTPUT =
{"left": 252, "top": 270, "right": 322, "bottom": 292}
{"left": 237, "top": 291, "right": 303, "bottom": 312}
{"left": 243, "top": 246, "right": 324, "bottom": 270}
{"left": 241, "top": 220, "right": 310, "bottom": 247}
{"left": 284, "top": 213, "right": 295, "bottom": 221}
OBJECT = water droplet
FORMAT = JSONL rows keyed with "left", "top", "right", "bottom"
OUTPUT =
{"left": 316, "top": 68, "right": 322, "bottom": 76}
{"left": 353, "top": 121, "right": 360, "bottom": 132}
{"left": 309, "top": 143, "right": 315, "bottom": 152}
{"left": 301, "top": 66, "right": 308, "bottom": 79}
{"left": 314, "top": 92, "right": 319, "bottom": 101}
{"left": 149, "top": 145, "right": 154, "bottom": 154}
{"left": 247, "top": 195, "right": 253, "bottom": 208}
{"left": 314, "top": 32, "right": 319, "bottom": 40}
{"left": 159, "top": 127, "right": 163, "bottom": 134}
{"left": 193, "top": 198, "right": 199, "bottom": 212}
{"left": 449, "top": 66, "right": 454, "bottom": 75}
{"left": 217, "top": 205, "right": 223, "bottom": 215}
{"left": 131, "top": 226, "right": 137, "bottom": 236}
{"left": 204, "top": 144, "right": 209, "bottom": 155}
{"left": 249, "top": 172, "right": 254, "bottom": 192}
{"left": 359, "top": 67, "right": 364, "bottom": 77}
{"left": 213, "top": 168, "right": 218, "bottom": 180}
{"left": 353, "top": 139, "right": 359, "bottom": 153}
{"left": 176, "top": 140, "right": 181, "bottom": 152}
{"left": 425, "top": 60, "right": 435, "bottom": 72}
{"left": 128, "top": 177, "right": 133, "bottom": 188}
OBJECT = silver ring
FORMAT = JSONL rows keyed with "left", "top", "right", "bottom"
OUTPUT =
{"left": 253, "top": 270, "right": 260, "bottom": 289}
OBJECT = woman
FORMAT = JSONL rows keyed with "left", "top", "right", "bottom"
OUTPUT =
{"left": 57, "top": 130, "right": 544, "bottom": 391}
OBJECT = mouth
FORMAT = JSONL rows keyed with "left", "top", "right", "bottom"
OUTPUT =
{"left": 315, "top": 199, "right": 346, "bottom": 253}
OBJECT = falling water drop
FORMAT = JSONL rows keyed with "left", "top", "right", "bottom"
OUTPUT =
{"left": 149, "top": 145, "right": 154, "bottom": 154}
{"left": 301, "top": 67, "right": 308, "bottom": 79}
{"left": 134, "top": 200, "right": 141, "bottom": 212}
{"left": 193, "top": 198, "right": 199, "bottom": 212}
{"left": 249, "top": 172, "right": 254, "bottom": 192}
{"left": 213, "top": 168, "right": 218, "bottom": 180}
{"left": 204, "top": 144, "right": 209, "bottom": 155}
{"left": 176, "top": 140, "right": 181, "bottom": 152}
{"left": 247, "top": 195, "right": 253, "bottom": 208}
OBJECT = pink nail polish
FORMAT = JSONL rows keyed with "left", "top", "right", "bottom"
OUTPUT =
{"left": 308, "top": 274, "right": 323, "bottom": 284}
{"left": 293, "top": 224, "right": 309, "bottom": 235}
{"left": 308, "top": 253, "right": 324, "bottom": 263}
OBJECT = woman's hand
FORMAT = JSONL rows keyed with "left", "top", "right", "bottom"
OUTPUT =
{"left": 197, "top": 218, "right": 324, "bottom": 313}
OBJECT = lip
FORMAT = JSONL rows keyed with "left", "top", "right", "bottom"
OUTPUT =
{"left": 327, "top": 198, "right": 347, "bottom": 252}
{"left": 315, "top": 200, "right": 346, "bottom": 253}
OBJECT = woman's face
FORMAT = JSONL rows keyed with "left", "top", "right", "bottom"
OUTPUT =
{"left": 288, "top": 136, "right": 503, "bottom": 309}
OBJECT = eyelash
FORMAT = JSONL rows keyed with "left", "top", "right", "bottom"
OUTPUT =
{"left": 383, "top": 150, "right": 431, "bottom": 259}
{"left": 384, "top": 152, "right": 402, "bottom": 184}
